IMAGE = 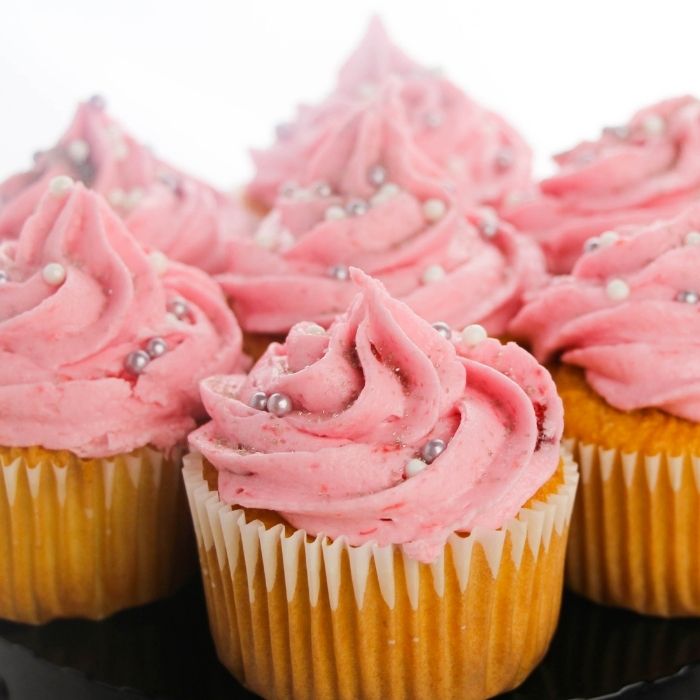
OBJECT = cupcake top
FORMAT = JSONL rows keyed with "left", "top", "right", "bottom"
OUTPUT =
{"left": 221, "top": 85, "right": 545, "bottom": 335}
{"left": 191, "top": 269, "right": 563, "bottom": 562}
{"left": 0, "top": 98, "right": 256, "bottom": 273}
{"left": 510, "top": 205, "right": 700, "bottom": 421}
{"left": 247, "top": 17, "right": 531, "bottom": 210}
{"left": 0, "top": 179, "right": 245, "bottom": 458}
{"left": 504, "top": 96, "right": 700, "bottom": 273}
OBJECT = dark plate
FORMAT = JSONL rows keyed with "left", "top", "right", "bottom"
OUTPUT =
{"left": 1, "top": 582, "right": 700, "bottom": 700}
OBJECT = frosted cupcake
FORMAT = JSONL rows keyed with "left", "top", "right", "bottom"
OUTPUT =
{"left": 222, "top": 84, "right": 544, "bottom": 357}
{"left": 510, "top": 205, "right": 700, "bottom": 616}
{"left": 0, "top": 178, "right": 245, "bottom": 623}
{"left": 504, "top": 95, "right": 700, "bottom": 273}
{"left": 0, "top": 97, "right": 256, "bottom": 273}
{"left": 248, "top": 17, "right": 532, "bottom": 211}
{"left": 185, "top": 269, "right": 578, "bottom": 700}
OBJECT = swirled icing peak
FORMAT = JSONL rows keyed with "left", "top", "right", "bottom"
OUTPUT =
{"left": 510, "top": 204, "right": 700, "bottom": 421}
{"left": 0, "top": 180, "right": 245, "bottom": 457}
{"left": 0, "top": 98, "right": 256, "bottom": 273}
{"left": 221, "top": 84, "right": 545, "bottom": 335}
{"left": 504, "top": 96, "right": 700, "bottom": 273}
{"left": 191, "top": 269, "right": 563, "bottom": 562}
{"left": 247, "top": 17, "right": 532, "bottom": 209}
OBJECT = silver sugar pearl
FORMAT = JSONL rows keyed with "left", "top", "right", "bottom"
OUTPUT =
{"left": 346, "top": 199, "right": 368, "bottom": 217}
{"left": 432, "top": 321, "right": 452, "bottom": 339}
{"left": 604, "top": 124, "right": 630, "bottom": 139}
{"left": 329, "top": 264, "right": 350, "bottom": 281}
{"left": 479, "top": 219, "right": 499, "bottom": 238}
{"left": 368, "top": 164, "right": 387, "bottom": 186}
{"left": 168, "top": 298, "right": 189, "bottom": 320}
{"left": 267, "top": 392, "right": 292, "bottom": 417}
{"left": 584, "top": 237, "right": 601, "bottom": 253}
{"left": 249, "top": 391, "right": 269, "bottom": 411}
{"left": 0, "top": 270, "right": 8, "bottom": 284}
{"left": 314, "top": 181, "right": 332, "bottom": 197}
{"left": 125, "top": 349, "right": 150, "bottom": 375}
{"left": 677, "top": 290, "right": 699, "bottom": 304}
{"left": 280, "top": 182, "right": 297, "bottom": 198}
{"left": 495, "top": 148, "right": 514, "bottom": 170}
{"left": 420, "top": 438, "right": 446, "bottom": 464}
{"left": 145, "top": 337, "right": 168, "bottom": 358}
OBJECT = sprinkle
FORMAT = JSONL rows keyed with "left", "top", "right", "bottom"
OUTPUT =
{"left": 421, "top": 264, "right": 446, "bottom": 284}
{"left": 405, "top": 458, "right": 427, "bottom": 478}
{"left": 145, "top": 337, "right": 168, "bottom": 358}
{"left": 346, "top": 199, "right": 368, "bottom": 217}
{"left": 168, "top": 298, "right": 189, "bottom": 320}
{"left": 461, "top": 324, "right": 487, "bottom": 346}
{"left": 606, "top": 278, "right": 630, "bottom": 301}
{"left": 643, "top": 114, "right": 666, "bottom": 136}
{"left": 249, "top": 391, "right": 268, "bottom": 411}
{"left": 677, "top": 290, "right": 699, "bottom": 304}
{"left": 368, "top": 164, "right": 387, "bottom": 187}
{"left": 267, "top": 392, "right": 293, "bottom": 417}
{"left": 370, "top": 182, "right": 400, "bottom": 207}
{"left": 42, "top": 262, "right": 66, "bottom": 286}
{"left": 314, "top": 182, "right": 332, "bottom": 197}
{"left": 49, "top": 175, "right": 74, "bottom": 196}
{"left": 125, "top": 350, "right": 150, "bottom": 375}
{"left": 67, "top": 139, "right": 90, "bottom": 164}
{"left": 149, "top": 251, "right": 168, "bottom": 275}
{"left": 0, "top": 270, "right": 8, "bottom": 284}
{"left": 423, "top": 198, "right": 446, "bottom": 222}
{"left": 421, "top": 438, "right": 446, "bottom": 464}
{"left": 583, "top": 237, "right": 600, "bottom": 253}
{"left": 109, "top": 188, "right": 126, "bottom": 207}
{"left": 598, "top": 230, "right": 620, "bottom": 247}
{"left": 495, "top": 148, "right": 514, "bottom": 170}
{"left": 431, "top": 321, "right": 451, "bottom": 339}
{"left": 329, "top": 264, "right": 350, "bottom": 281}
{"left": 324, "top": 205, "right": 346, "bottom": 221}
{"left": 88, "top": 94, "right": 106, "bottom": 109}
{"left": 303, "top": 322, "right": 326, "bottom": 335}
{"left": 604, "top": 124, "right": 630, "bottom": 139}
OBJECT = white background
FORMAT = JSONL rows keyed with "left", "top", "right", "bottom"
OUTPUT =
{"left": 2, "top": 0, "right": 699, "bottom": 189}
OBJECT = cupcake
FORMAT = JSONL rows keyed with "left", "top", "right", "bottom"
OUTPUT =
{"left": 222, "top": 83, "right": 544, "bottom": 358}
{"left": 0, "top": 178, "right": 245, "bottom": 623}
{"left": 503, "top": 95, "right": 700, "bottom": 273}
{"left": 510, "top": 205, "right": 700, "bottom": 616}
{"left": 185, "top": 269, "right": 579, "bottom": 700}
{"left": 248, "top": 17, "right": 532, "bottom": 211}
{"left": 0, "top": 97, "right": 257, "bottom": 273}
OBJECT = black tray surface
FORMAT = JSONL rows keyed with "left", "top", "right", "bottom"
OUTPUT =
{"left": 1, "top": 582, "right": 700, "bottom": 700}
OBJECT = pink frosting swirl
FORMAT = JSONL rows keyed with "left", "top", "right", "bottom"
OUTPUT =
{"left": 247, "top": 17, "right": 532, "bottom": 209}
{"left": 504, "top": 96, "right": 700, "bottom": 273}
{"left": 190, "top": 270, "right": 563, "bottom": 562}
{"left": 0, "top": 99, "right": 256, "bottom": 273}
{"left": 221, "top": 85, "right": 544, "bottom": 335}
{"left": 510, "top": 204, "right": 700, "bottom": 421}
{"left": 0, "top": 181, "right": 245, "bottom": 457}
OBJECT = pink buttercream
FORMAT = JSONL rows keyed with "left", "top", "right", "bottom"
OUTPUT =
{"left": 247, "top": 17, "right": 532, "bottom": 209}
{"left": 504, "top": 96, "right": 700, "bottom": 273}
{"left": 221, "top": 85, "right": 545, "bottom": 335}
{"left": 510, "top": 205, "right": 700, "bottom": 421}
{"left": 190, "top": 270, "right": 563, "bottom": 562}
{"left": 0, "top": 99, "right": 256, "bottom": 273}
{"left": 0, "top": 182, "right": 245, "bottom": 458}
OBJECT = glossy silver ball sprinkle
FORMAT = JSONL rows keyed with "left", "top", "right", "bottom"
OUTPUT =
{"left": 329, "top": 264, "right": 350, "bottom": 281}
{"left": 479, "top": 218, "right": 499, "bottom": 238}
{"left": 346, "top": 199, "right": 368, "bottom": 217}
{"left": 368, "top": 164, "right": 387, "bottom": 186}
{"left": 420, "top": 438, "right": 446, "bottom": 464}
{"left": 267, "top": 392, "right": 292, "bottom": 417}
{"left": 0, "top": 270, "right": 8, "bottom": 284}
{"left": 314, "top": 181, "right": 332, "bottom": 197}
{"left": 677, "top": 290, "right": 699, "bottom": 304}
{"left": 168, "top": 298, "right": 189, "bottom": 320}
{"left": 583, "top": 237, "right": 601, "bottom": 253}
{"left": 249, "top": 391, "right": 268, "bottom": 411}
{"left": 125, "top": 350, "right": 150, "bottom": 375}
{"left": 146, "top": 337, "right": 168, "bottom": 358}
{"left": 89, "top": 94, "right": 106, "bottom": 109}
{"left": 432, "top": 321, "right": 451, "bottom": 339}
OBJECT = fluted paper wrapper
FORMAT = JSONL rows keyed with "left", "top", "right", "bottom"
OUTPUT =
{"left": 565, "top": 437, "right": 700, "bottom": 617}
{"left": 0, "top": 445, "right": 194, "bottom": 624}
{"left": 184, "top": 449, "right": 578, "bottom": 700}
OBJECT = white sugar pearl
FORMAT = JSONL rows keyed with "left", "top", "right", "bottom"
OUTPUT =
{"left": 405, "top": 458, "right": 427, "bottom": 478}
{"left": 109, "top": 188, "right": 126, "bottom": 207}
{"left": 254, "top": 228, "right": 277, "bottom": 249}
{"left": 606, "top": 278, "right": 630, "bottom": 301}
{"left": 461, "top": 324, "right": 487, "bottom": 346}
{"left": 149, "top": 251, "right": 168, "bottom": 275}
{"left": 124, "top": 187, "right": 144, "bottom": 209}
{"left": 370, "top": 182, "right": 400, "bottom": 207}
{"left": 685, "top": 231, "right": 700, "bottom": 246}
{"left": 599, "top": 230, "right": 620, "bottom": 247}
{"left": 49, "top": 175, "right": 74, "bottom": 196}
{"left": 303, "top": 322, "right": 326, "bottom": 335}
{"left": 421, "top": 264, "right": 446, "bottom": 284}
{"left": 643, "top": 114, "right": 666, "bottom": 136}
{"left": 67, "top": 139, "right": 90, "bottom": 164}
{"left": 42, "top": 262, "right": 66, "bottom": 286}
{"left": 324, "top": 205, "right": 347, "bottom": 221}
{"left": 423, "top": 198, "right": 446, "bottom": 222}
